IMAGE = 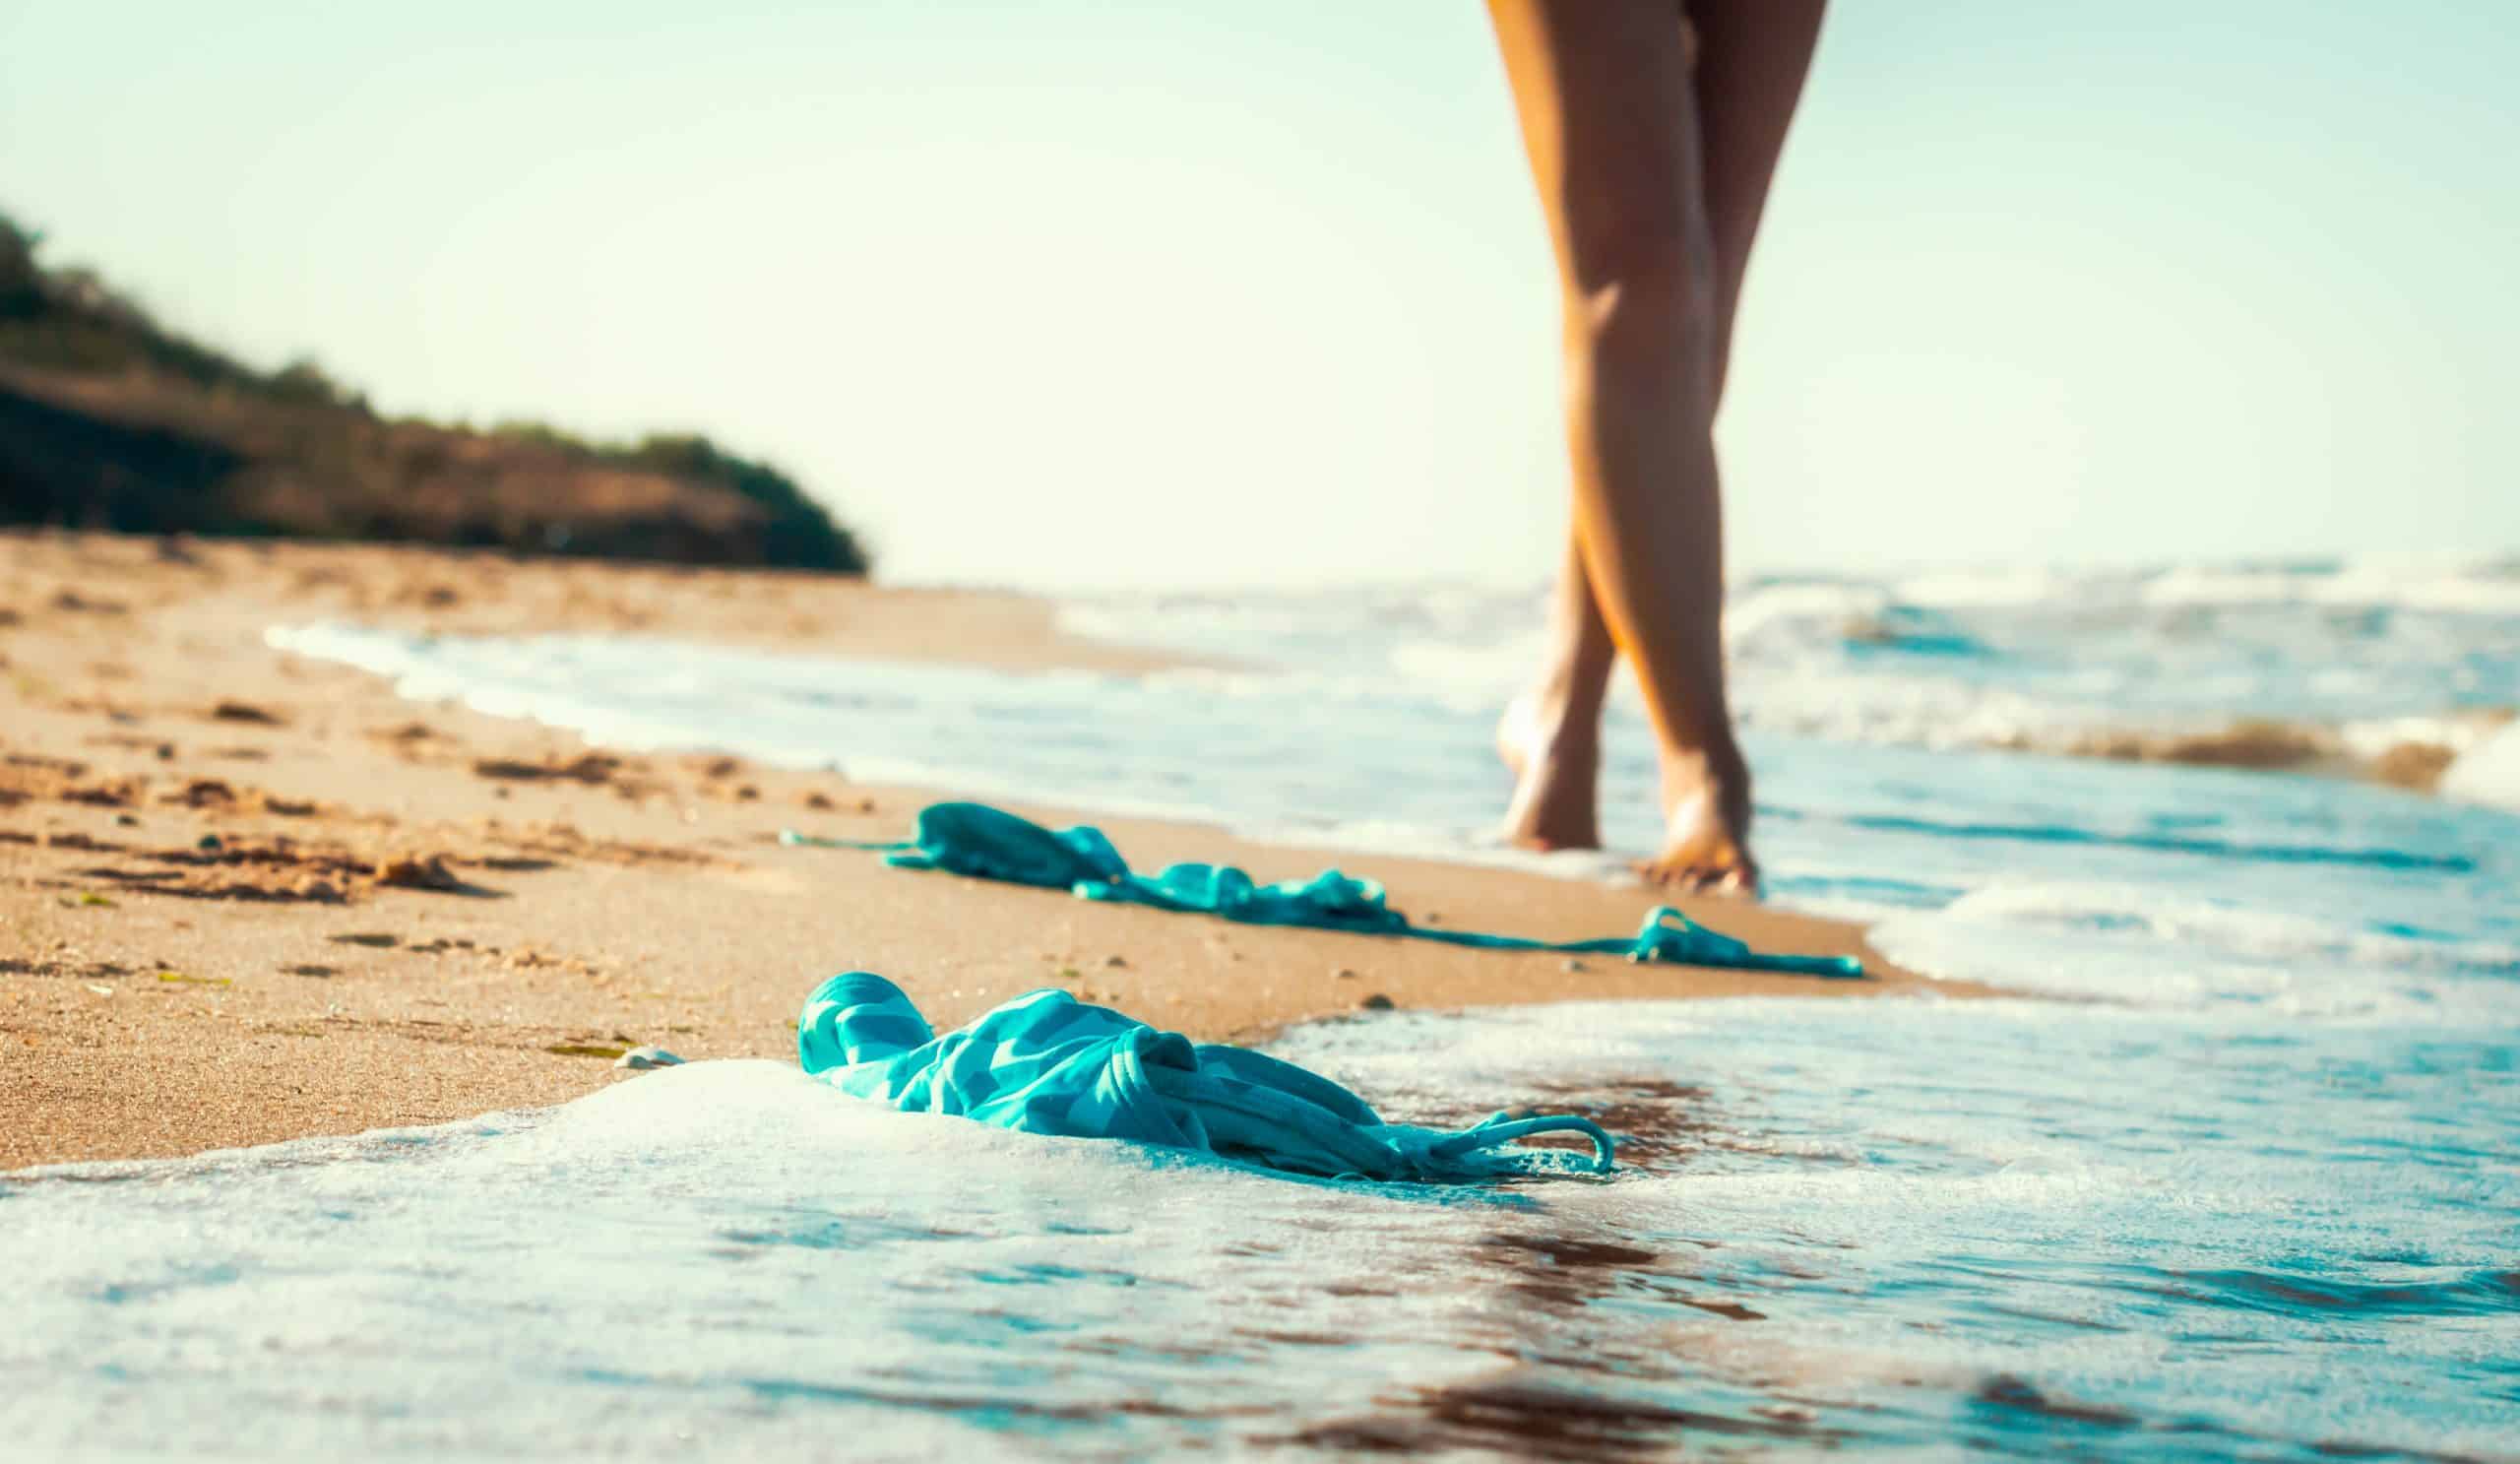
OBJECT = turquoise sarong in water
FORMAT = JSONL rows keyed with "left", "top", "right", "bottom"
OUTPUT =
{"left": 784, "top": 800, "right": 1862, "bottom": 980}
{"left": 797, "top": 972, "right": 1614, "bottom": 1181}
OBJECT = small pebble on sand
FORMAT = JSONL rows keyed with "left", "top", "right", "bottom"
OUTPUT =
{"left": 1358, "top": 993, "right": 1396, "bottom": 1011}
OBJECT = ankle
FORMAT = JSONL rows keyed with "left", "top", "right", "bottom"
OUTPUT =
{"left": 1659, "top": 736, "right": 1751, "bottom": 809}
{"left": 1511, "top": 684, "right": 1603, "bottom": 754}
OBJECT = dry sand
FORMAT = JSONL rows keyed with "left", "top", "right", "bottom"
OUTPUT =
{"left": 0, "top": 530, "right": 1983, "bottom": 1171}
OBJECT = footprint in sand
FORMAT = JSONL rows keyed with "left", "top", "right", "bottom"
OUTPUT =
{"left": 471, "top": 753, "right": 621, "bottom": 786}
{"left": 208, "top": 699, "right": 285, "bottom": 726}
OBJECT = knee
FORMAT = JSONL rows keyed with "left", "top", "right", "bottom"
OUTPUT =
{"left": 1558, "top": 200, "right": 1719, "bottom": 360}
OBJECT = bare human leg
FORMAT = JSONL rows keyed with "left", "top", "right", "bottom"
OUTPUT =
{"left": 1496, "top": 531, "right": 1615, "bottom": 851}
{"left": 1489, "top": 0, "right": 1824, "bottom": 892}
{"left": 1695, "top": 0, "right": 1828, "bottom": 383}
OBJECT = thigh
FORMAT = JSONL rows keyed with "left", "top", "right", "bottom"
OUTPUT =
{"left": 1487, "top": 0, "right": 1713, "bottom": 297}
{"left": 1687, "top": 0, "right": 1827, "bottom": 276}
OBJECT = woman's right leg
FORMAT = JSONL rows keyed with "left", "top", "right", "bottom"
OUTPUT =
{"left": 1488, "top": 0, "right": 1753, "bottom": 892}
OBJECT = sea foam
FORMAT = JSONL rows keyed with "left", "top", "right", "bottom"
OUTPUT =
{"left": 2440, "top": 719, "right": 2520, "bottom": 812}
{"left": 13, "top": 1000, "right": 2512, "bottom": 1459}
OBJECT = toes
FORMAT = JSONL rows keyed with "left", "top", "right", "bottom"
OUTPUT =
{"left": 1633, "top": 854, "right": 1759, "bottom": 898}
{"left": 1634, "top": 857, "right": 1702, "bottom": 891}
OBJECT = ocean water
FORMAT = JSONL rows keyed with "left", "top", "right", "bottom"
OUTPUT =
{"left": 10, "top": 558, "right": 2520, "bottom": 1460}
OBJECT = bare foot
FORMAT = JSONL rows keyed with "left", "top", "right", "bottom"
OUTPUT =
{"left": 1496, "top": 692, "right": 1603, "bottom": 851}
{"left": 1638, "top": 743, "right": 1757, "bottom": 895}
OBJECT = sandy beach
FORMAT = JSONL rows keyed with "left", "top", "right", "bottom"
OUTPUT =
{"left": 0, "top": 530, "right": 1965, "bottom": 1171}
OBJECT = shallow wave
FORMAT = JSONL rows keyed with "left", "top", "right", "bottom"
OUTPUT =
{"left": 1865, "top": 880, "right": 2520, "bottom": 1018}
{"left": 2154, "top": 1265, "right": 2520, "bottom": 1321}
{"left": 1914, "top": 881, "right": 2520, "bottom": 972}
{"left": 1840, "top": 810, "right": 2476, "bottom": 873}
{"left": 1058, "top": 565, "right": 2520, "bottom": 798}
{"left": 1276, "top": 998, "right": 2520, "bottom": 1459}
{"left": 2137, "top": 556, "right": 2520, "bottom": 615}
{"left": 1737, "top": 676, "right": 2507, "bottom": 792}
{"left": 2441, "top": 719, "right": 2520, "bottom": 812}
{"left": 0, "top": 1060, "right": 1539, "bottom": 1459}
{"left": 13, "top": 999, "right": 2515, "bottom": 1460}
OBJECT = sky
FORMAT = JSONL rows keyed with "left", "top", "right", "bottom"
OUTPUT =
{"left": 4, "top": 1, "right": 2514, "bottom": 590}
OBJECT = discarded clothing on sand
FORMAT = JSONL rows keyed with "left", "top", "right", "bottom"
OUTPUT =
{"left": 783, "top": 800, "right": 1862, "bottom": 980}
{"left": 797, "top": 972, "right": 1614, "bottom": 1182}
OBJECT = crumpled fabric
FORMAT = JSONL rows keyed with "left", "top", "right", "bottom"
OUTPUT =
{"left": 796, "top": 972, "right": 1615, "bottom": 1182}
{"left": 784, "top": 800, "right": 1864, "bottom": 979}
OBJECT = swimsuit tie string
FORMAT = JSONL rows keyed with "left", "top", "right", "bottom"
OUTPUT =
{"left": 784, "top": 800, "right": 1863, "bottom": 980}
{"left": 1427, "top": 1113, "right": 1616, "bottom": 1173}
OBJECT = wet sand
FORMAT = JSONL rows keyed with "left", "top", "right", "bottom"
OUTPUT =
{"left": 0, "top": 531, "right": 1979, "bottom": 1171}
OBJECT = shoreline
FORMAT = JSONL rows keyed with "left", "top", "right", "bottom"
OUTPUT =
{"left": 1, "top": 531, "right": 1978, "bottom": 1172}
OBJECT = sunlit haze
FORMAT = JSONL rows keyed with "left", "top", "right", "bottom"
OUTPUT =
{"left": 6, "top": 1, "right": 2513, "bottom": 588}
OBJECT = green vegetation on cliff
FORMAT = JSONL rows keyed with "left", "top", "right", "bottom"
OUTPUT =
{"left": 0, "top": 213, "right": 868, "bottom": 573}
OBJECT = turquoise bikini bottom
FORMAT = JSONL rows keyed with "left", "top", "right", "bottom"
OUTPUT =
{"left": 798, "top": 971, "right": 1615, "bottom": 1182}
{"left": 785, "top": 800, "right": 1862, "bottom": 980}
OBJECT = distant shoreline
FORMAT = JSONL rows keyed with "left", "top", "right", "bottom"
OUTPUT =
{"left": 3, "top": 211, "right": 868, "bottom": 573}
